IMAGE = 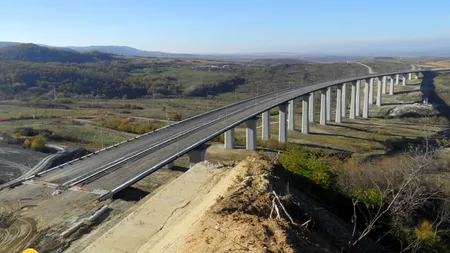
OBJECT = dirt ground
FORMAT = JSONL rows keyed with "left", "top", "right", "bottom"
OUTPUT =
{"left": 76, "top": 155, "right": 346, "bottom": 253}
{"left": 76, "top": 161, "right": 241, "bottom": 253}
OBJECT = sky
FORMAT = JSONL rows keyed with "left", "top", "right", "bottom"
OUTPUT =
{"left": 0, "top": 0, "right": 449, "bottom": 54}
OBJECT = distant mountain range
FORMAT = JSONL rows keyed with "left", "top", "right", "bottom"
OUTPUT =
{"left": 67, "top": 45, "right": 177, "bottom": 58}
{"left": 0, "top": 43, "right": 369, "bottom": 62}
{"left": 1, "top": 39, "right": 450, "bottom": 62}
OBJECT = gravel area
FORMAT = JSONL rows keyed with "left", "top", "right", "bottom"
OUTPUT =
{"left": 0, "top": 144, "right": 47, "bottom": 183}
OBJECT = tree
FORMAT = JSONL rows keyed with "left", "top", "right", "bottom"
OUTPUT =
{"left": 31, "top": 135, "right": 46, "bottom": 151}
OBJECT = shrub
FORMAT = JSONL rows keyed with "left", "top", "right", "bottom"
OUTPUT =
{"left": 258, "top": 139, "right": 288, "bottom": 151}
{"left": 280, "top": 146, "right": 337, "bottom": 189}
{"left": 280, "top": 146, "right": 309, "bottom": 175}
{"left": 31, "top": 135, "right": 47, "bottom": 151}
{"left": 352, "top": 188, "right": 382, "bottom": 209}
{"left": 168, "top": 112, "right": 182, "bottom": 121}
{"left": 305, "top": 158, "right": 336, "bottom": 189}
{"left": 211, "top": 134, "right": 224, "bottom": 143}
{"left": 23, "top": 138, "right": 32, "bottom": 149}
{"left": 415, "top": 220, "right": 441, "bottom": 246}
{"left": 16, "top": 112, "right": 27, "bottom": 119}
{"left": 99, "top": 118, "right": 162, "bottom": 135}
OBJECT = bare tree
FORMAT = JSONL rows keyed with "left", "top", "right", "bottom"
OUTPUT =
{"left": 349, "top": 141, "right": 450, "bottom": 252}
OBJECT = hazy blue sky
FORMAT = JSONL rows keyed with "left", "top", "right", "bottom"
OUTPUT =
{"left": 0, "top": 0, "right": 448, "bottom": 53}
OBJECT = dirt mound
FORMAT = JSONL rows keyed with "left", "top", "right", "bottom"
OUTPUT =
{"left": 181, "top": 155, "right": 338, "bottom": 253}
{"left": 387, "top": 103, "right": 433, "bottom": 118}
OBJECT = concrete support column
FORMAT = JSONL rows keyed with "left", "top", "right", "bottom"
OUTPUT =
{"left": 376, "top": 77, "right": 382, "bottom": 106}
{"left": 389, "top": 76, "right": 395, "bottom": 95}
{"left": 326, "top": 87, "right": 331, "bottom": 121}
{"left": 224, "top": 128, "right": 235, "bottom": 149}
{"left": 246, "top": 117, "right": 258, "bottom": 150}
{"left": 355, "top": 80, "right": 361, "bottom": 117}
{"left": 408, "top": 73, "right": 412, "bottom": 80}
{"left": 320, "top": 89, "right": 327, "bottom": 125}
{"left": 187, "top": 146, "right": 207, "bottom": 168}
{"left": 261, "top": 111, "right": 270, "bottom": 141}
{"left": 278, "top": 104, "right": 288, "bottom": 143}
{"left": 166, "top": 162, "right": 175, "bottom": 169}
{"left": 369, "top": 78, "right": 374, "bottom": 104}
{"left": 402, "top": 75, "right": 407, "bottom": 86}
{"left": 416, "top": 72, "right": 420, "bottom": 79}
{"left": 335, "top": 84, "right": 342, "bottom": 123}
{"left": 308, "top": 92, "right": 314, "bottom": 122}
{"left": 301, "top": 95, "right": 309, "bottom": 134}
{"left": 363, "top": 79, "right": 370, "bottom": 118}
{"left": 342, "top": 83, "right": 347, "bottom": 117}
{"left": 382, "top": 76, "right": 387, "bottom": 94}
{"left": 395, "top": 74, "right": 400, "bottom": 85}
{"left": 288, "top": 100, "right": 295, "bottom": 130}
{"left": 349, "top": 81, "right": 356, "bottom": 119}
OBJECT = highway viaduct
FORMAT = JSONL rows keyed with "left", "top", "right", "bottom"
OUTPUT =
{"left": 21, "top": 68, "right": 450, "bottom": 200}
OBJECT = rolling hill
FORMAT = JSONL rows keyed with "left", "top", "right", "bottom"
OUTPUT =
{"left": 0, "top": 44, "right": 115, "bottom": 63}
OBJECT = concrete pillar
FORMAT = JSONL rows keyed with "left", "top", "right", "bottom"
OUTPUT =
{"left": 395, "top": 74, "right": 399, "bottom": 85}
{"left": 320, "top": 89, "right": 327, "bottom": 125}
{"left": 382, "top": 76, "right": 387, "bottom": 94}
{"left": 278, "top": 104, "right": 288, "bottom": 143}
{"left": 363, "top": 79, "right": 370, "bottom": 118}
{"left": 415, "top": 72, "right": 420, "bottom": 79}
{"left": 335, "top": 84, "right": 342, "bottom": 123}
{"left": 301, "top": 95, "right": 309, "bottom": 134}
{"left": 246, "top": 117, "right": 258, "bottom": 150}
{"left": 166, "top": 162, "right": 175, "bottom": 169}
{"left": 288, "top": 100, "right": 295, "bottom": 130}
{"left": 349, "top": 81, "right": 356, "bottom": 119}
{"left": 408, "top": 73, "right": 412, "bottom": 80}
{"left": 355, "top": 80, "right": 361, "bottom": 117}
{"left": 389, "top": 76, "right": 395, "bottom": 95}
{"left": 224, "top": 128, "right": 235, "bottom": 149}
{"left": 376, "top": 77, "right": 382, "bottom": 106}
{"left": 261, "top": 111, "right": 270, "bottom": 141}
{"left": 308, "top": 92, "right": 314, "bottom": 122}
{"left": 187, "top": 146, "right": 207, "bottom": 168}
{"left": 402, "top": 75, "right": 407, "bottom": 86}
{"left": 326, "top": 87, "right": 331, "bottom": 121}
{"left": 369, "top": 78, "right": 374, "bottom": 104}
{"left": 341, "top": 83, "right": 346, "bottom": 117}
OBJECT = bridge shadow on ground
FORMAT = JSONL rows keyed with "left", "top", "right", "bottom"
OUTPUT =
{"left": 114, "top": 187, "right": 149, "bottom": 201}
{"left": 422, "top": 72, "right": 450, "bottom": 121}
{"left": 394, "top": 89, "right": 421, "bottom": 95}
{"left": 307, "top": 131, "right": 377, "bottom": 142}
{"left": 382, "top": 102, "right": 415, "bottom": 106}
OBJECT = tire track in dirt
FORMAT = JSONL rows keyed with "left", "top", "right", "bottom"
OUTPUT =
{"left": 0, "top": 199, "right": 37, "bottom": 253}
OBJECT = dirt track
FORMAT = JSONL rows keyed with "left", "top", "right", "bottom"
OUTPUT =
{"left": 0, "top": 199, "right": 37, "bottom": 253}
